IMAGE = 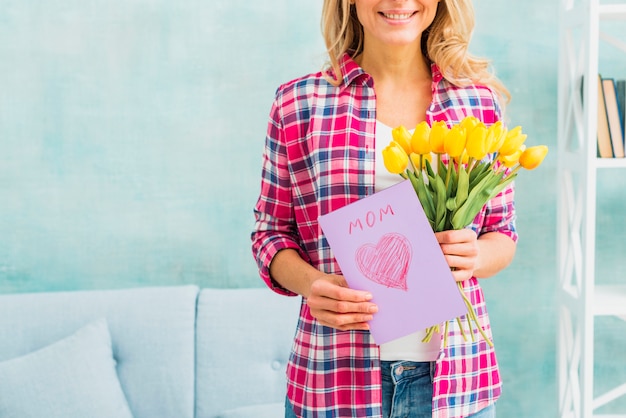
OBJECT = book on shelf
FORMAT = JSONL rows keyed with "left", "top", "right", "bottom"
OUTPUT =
{"left": 602, "top": 77, "right": 625, "bottom": 158}
{"left": 597, "top": 75, "right": 614, "bottom": 158}
{"left": 617, "top": 79, "right": 625, "bottom": 140}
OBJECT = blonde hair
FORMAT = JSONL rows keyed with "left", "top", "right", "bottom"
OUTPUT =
{"left": 321, "top": 0, "right": 510, "bottom": 104}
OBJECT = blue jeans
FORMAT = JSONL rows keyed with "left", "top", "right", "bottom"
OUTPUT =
{"left": 381, "top": 360, "right": 496, "bottom": 418}
{"left": 284, "top": 360, "right": 496, "bottom": 417}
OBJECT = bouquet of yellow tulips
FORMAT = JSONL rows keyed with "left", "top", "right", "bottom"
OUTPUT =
{"left": 382, "top": 115, "right": 548, "bottom": 347}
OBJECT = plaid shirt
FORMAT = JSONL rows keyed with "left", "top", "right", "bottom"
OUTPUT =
{"left": 252, "top": 54, "right": 517, "bottom": 418}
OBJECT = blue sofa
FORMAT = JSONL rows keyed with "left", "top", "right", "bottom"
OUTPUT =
{"left": 0, "top": 286, "right": 300, "bottom": 418}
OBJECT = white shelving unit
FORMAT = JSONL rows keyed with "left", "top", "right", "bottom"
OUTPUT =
{"left": 557, "top": 1, "right": 626, "bottom": 417}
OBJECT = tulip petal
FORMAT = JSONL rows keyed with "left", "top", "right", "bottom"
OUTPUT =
{"left": 444, "top": 125, "right": 467, "bottom": 158}
{"left": 519, "top": 145, "right": 549, "bottom": 170}
{"left": 391, "top": 126, "right": 412, "bottom": 155}
{"left": 499, "top": 126, "right": 527, "bottom": 156}
{"left": 382, "top": 142, "right": 409, "bottom": 174}
{"left": 466, "top": 123, "right": 489, "bottom": 160}
{"left": 429, "top": 121, "right": 448, "bottom": 154}
{"left": 411, "top": 121, "right": 431, "bottom": 155}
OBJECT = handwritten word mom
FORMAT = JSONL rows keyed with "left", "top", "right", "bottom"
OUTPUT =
{"left": 348, "top": 205, "right": 395, "bottom": 235}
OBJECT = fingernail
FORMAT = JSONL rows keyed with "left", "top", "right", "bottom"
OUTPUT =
{"left": 369, "top": 305, "right": 378, "bottom": 313}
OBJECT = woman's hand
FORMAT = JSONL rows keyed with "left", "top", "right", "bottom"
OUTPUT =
{"left": 435, "top": 229, "right": 479, "bottom": 282}
{"left": 306, "top": 274, "right": 378, "bottom": 331}
{"left": 269, "top": 249, "right": 378, "bottom": 331}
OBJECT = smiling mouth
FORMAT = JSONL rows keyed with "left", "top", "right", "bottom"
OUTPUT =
{"left": 380, "top": 11, "right": 417, "bottom": 20}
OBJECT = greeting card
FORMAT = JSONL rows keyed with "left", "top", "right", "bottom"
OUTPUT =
{"left": 318, "top": 179, "right": 467, "bottom": 345}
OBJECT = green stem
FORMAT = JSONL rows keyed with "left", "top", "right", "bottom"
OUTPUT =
{"left": 457, "top": 282, "right": 493, "bottom": 347}
{"left": 467, "top": 307, "right": 493, "bottom": 347}
{"left": 409, "top": 157, "right": 418, "bottom": 174}
{"left": 467, "top": 158, "right": 477, "bottom": 174}
{"left": 456, "top": 316, "right": 467, "bottom": 342}
{"left": 458, "top": 157, "right": 465, "bottom": 178}
{"left": 467, "top": 314, "right": 475, "bottom": 342}
{"left": 457, "top": 283, "right": 475, "bottom": 342}
{"left": 501, "top": 165, "right": 522, "bottom": 182}
{"left": 422, "top": 326, "right": 435, "bottom": 343}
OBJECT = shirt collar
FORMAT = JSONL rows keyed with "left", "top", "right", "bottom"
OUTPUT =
{"left": 327, "top": 53, "right": 371, "bottom": 89}
{"left": 331, "top": 53, "right": 444, "bottom": 90}
{"left": 431, "top": 62, "right": 444, "bottom": 83}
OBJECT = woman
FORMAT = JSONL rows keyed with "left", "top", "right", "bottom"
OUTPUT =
{"left": 251, "top": 0, "right": 517, "bottom": 417}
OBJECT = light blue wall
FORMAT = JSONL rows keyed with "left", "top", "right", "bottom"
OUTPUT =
{"left": 0, "top": 0, "right": 325, "bottom": 292}
{"left": 1, "top": 1, "right": 625, "bottom": 416}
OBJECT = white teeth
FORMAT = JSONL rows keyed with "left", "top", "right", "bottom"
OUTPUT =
{"left": 383, "top": 12, "right": 413, "bottom": 20}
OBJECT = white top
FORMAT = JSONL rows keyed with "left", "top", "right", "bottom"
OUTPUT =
{"left": 375, "top": 120, "right": 441, "bottom": 362}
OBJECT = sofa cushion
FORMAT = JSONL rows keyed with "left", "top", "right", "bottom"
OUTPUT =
{"left": 0, "top": 285, "right": 199, "bottom": 418}
{"left": 0, "top": 318, "right": 134, "bottom": 418}
{"left": 216, "top": 402, "right": 284, "bottom": 418}
{"left": 195, "top": 287, "right": 301, "bottom": 418}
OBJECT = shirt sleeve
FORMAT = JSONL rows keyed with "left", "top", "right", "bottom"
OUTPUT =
{"left": 478, "top": 88, "right": 518, "bottom": 243}
{"left": 478, "top": 182, "right": 518, "bottom": 243}
{"left": 480, "top": 91, "right": 518, "bottom": 242}
{"left": 251, "top": 90, "right": 310, "bottom": 296}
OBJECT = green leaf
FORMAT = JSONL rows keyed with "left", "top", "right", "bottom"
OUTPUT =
{"left": 408, "top": 170, "right": 436, "bottom": 228}
{"left": 450, "top": 172, "right": 498, "bottom": 229}
{"left": 469, "top": 168, "right": 491, "bottom": 190}
{"left": 488, "top": 173, "right": 517, "bottom": 200}
{"left": 446, "top": 197, "right": 457, "bottom": 211}
{"left": 447, "top": 164, "right": 458, "bottom": 197}
{"left": 471, "top": 160, "right": 490, "bottom": 176}
{"left": 433, "top": 176, "right": 447, "bottom": 232}
{"left": 425, "top": 159, "right": 436, "bottom": 178}
{"left": 406, "top": 168, "right": 420, "bottom": 194}
{"left": 438, "top": 159, "right": 448, "bottom": 182}
{"left": 455, "top": 167, "right": 469, "bottom": 209}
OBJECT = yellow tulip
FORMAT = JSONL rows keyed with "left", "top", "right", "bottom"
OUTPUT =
{"left": 465, "top": 123, "right": 489, "bottom": 160}
{"left": 519, "top": 145, "right": 549, "bottom": 170}
{"left": 411, "top": 121, "right": 431, "bottom": 155}
{"left": 455, "top": 150, "right": 470, "bottom": 165}
{"left": 444, "top": 125, "right": 466, "bottom": 158}
{"left": 486, "top": 121, "right": 507, "bottom": 154}
{"left": 410, "top": 152, "right": 432, "bottom": 170}
{"left": 498, "top": 145, "right": 525, "bottom": 168}
{"left": 429, "top": 121, "right": 448, "bottom": 154}
{"left": 460, "top": 116, "right": 480, "bottom": 133}
{"left": 382, "top": 141, "right": 409, "bottom": 174}
{"left": 498, "top": 126, "right": 527, "bottom": 157}
{"left": 391, "top": 126, "right": 412, "bottom": 155}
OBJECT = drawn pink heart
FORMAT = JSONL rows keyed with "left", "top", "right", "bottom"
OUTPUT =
{"left": 355, "top": 233, "right": 412, "bottom": 291}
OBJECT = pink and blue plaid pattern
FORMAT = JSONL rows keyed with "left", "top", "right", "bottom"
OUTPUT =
{"left": 252, "top": 54, "right": 517, "bottom": 418}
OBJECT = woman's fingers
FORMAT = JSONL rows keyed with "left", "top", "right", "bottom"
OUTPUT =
{"left": 435, "top": 229, "right": 479, "bottom": 282}
{"left": 306, "top": 275, "right": 378, "bottom": 331}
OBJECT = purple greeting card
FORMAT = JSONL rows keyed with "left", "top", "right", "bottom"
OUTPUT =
{"left": 318, "top": 179, "right": 467, "bottom": 345}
